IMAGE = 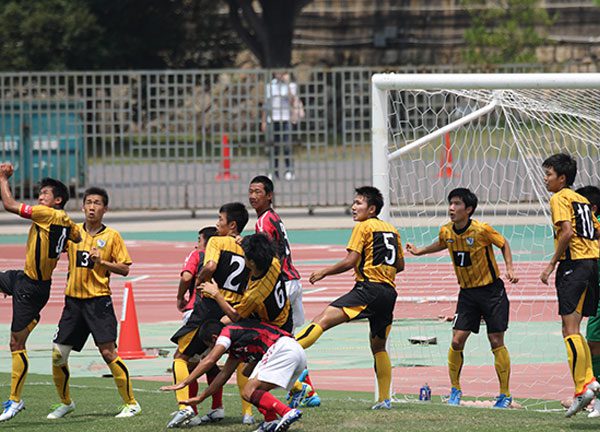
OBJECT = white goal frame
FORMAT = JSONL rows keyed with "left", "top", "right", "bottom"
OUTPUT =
{"left": 371, "top": 73, "right": 600, "bottom": 222}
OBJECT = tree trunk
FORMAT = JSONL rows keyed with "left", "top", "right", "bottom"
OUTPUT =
{"left": 226, "top": 0, "right": 310, "bottom": 68}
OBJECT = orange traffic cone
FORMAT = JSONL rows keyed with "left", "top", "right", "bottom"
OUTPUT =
{"left": 215, "top": 134, "right": 239, "bottom": 181}
{"left": 118, "top": 282, "right": 156, "bottom": 359}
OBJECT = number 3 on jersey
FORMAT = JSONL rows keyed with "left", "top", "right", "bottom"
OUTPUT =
{"left": 373, "top": 232, "right": 398, "bottom": 266}
{"left": 76, "top": 250, "right": 95, "bottom": 269}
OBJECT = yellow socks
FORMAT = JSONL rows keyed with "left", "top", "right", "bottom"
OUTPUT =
{"left": 374, "top": 351, "right": 392, "bottom": 402}
{"left": 447, "top": 347, "right": 463, "bottom": 390}
{"left": 172, "top": 358, "right": 190, "bottom": 409}
{"left": 295, "top": 323, "right": 324, "bottom": 349}
{"left": 10, "top": 350, "right": 28, "bottom": 402}
{"left": 108, "top": 357, "right": 136, "bottom": 405}
{"left": 565, "top": 334, "right": 595, "bottom": 394}
{"left": 237, "top": 365, "right": 253, "bottom": 417}
{"left": 52, "top": 364, "right": 71, "bottom": 404}
{"left": 492, "top": 345, "right": 511, "bottom": 396}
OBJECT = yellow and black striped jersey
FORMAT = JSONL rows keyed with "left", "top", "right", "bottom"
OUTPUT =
{"left": 439, "top": 219, "right": 504, "bottom": 289}
{"left": 66, "top": 223, "right": 132, "bottom": 298}
{"left": 346, "top": 217, "right": 403, "bottom": 287}
{"left": 19, "top": 203, "right": 80, "bottom": 281}
{"left": 204, "top": 236, "right": 249, "bottom": 305}
{"left": 550, "top": 188, "right": 600, "bottom": 261}
{"left": 235, "top": 258, "right": 290, "bottom": 328}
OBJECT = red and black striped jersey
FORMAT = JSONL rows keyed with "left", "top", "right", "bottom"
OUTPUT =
{"left": 216, "top": 320, "right": 292, "bottom": 363}
{"left": 255, "top": 208, "right": 300, "bottom": 281}
{"left": 180, "top": 249, "right": 205, "bottom": 310}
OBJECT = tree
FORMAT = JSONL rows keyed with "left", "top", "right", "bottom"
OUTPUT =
{"left": 0, "top": 0, "right": 103, "bottom": 70}
{"left": 462, "top": 0, "right": 555, "bottom": 65}
{"left": 226, "top": 0, "right": 312, "bottom": 68}
{"left": 0, "top": 0, "right": 241, "bottom": 71}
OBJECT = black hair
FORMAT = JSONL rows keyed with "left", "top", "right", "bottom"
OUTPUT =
{"left": 241, "top": 233, "right": 277, "bottom": 274}
{"left": 198, "top": 319, "right": 224, "bottom": 344}
{"left": 448, "top": 188, "right": 478, "bottom": 217}
{"left": 219, "top": 202, "right": 249, "bottom": 233}
{"left": 199, "top": 226, "right": 218, "bottom": 243}
{"left": 83, "top": 187, "right": 109, "bottom": 206}
{"left": 354, "top": 186, "right": 384, "bottom": 216}
{"left": 250, "top": 175, "right": 274, "bottom": 195}
{"left": 39, "top": 178, "right": 69, "bottom": 209}
{"left": 542, "top": 153, "right": 577, "bottom": 187}
{"left": 576, "top": 185, "right": 600, "bottom": 216}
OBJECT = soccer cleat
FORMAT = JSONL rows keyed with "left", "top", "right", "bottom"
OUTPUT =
{"left": 448, "top": 387, "right": 462, "bottom": 406}
{"left": 242, "top": 413, "right": 256, "bottom": 425}
{"left": 287, "top": 383, "right": 310, "bottom": 409}
{"left": 589, "top": 399, "right": 600, "bottom": 418}
{"left": 0, "top": 399, "right": 25, "bottom": 422}
{"left": 197, "top": 408, "right": 225, "bottom": 426}
{"left": 166, "top": 406, "right": 195, "bottom": 428}
{"left": 275, "top": 409, "right": 302, "bottom": 432}
{"left": 115, "top": 401, "right": 141, "bottom": 418}
{"left": 566, "top": 389, "right": 595, "bottom": 418}
{"left": 300, "top": 393, "right": 321, "bottom": 407}
{"left": 47, "top": 401, "right": 76, "bottom": 419}
{"left": 493, "top": 394, "right": 512, "bottom": 409}
{"left": 371, "top": 399, "right": 392, "bottom": 410}
{"left": 253, "top": 420, "right": 279, "bottom": 432}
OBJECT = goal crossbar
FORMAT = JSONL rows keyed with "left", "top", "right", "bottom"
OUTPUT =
{"left": 372, "top": 73, "right": 600, "bottom": 221}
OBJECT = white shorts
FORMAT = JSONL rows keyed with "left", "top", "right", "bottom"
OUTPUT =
{"left": 250, "top": 336, "right": 307, "bottom": 391}
{"left": 285, "top": 279, "right": 305, "bottom": 332}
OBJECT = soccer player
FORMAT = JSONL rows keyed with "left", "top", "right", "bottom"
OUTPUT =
{"left": 202, "top": 233, "right": 293, "bottom": 332}
{"left": 160, "top": 319, "right": 306, "bottom": 432}
{"left": 575, "top": 185, "right": 600, "bottom": 418}
{"left": 540, "top": 154, "right": 600, "bottom": 417}
{"left": 248, "top": 176, "right": 320, "bottom": 407}
{"left": 47, "top": 187, "right": 141, "bottom": 419}
{"left": 296, "top": 186, "right": 404, "bottom": 410}
{"left": 167, "top": 202, "right": 253, "bottom": 428}
{"left": 174, "top": 226, "right": 219, "bottom": 425}
{"left": 406, "top": 188, "right": 518, "bottom": 409}
{"left": 0, "top": 163, "right": 81, "bottom": 422}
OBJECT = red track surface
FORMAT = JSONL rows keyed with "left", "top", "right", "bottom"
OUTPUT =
{"left": 1, "top": 240, "right": 571, "bottom": 401}
{"left": 1, "top": 241, "right": 558, "bottom": 324}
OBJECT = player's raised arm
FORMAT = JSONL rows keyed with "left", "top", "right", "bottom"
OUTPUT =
{"left": 0, "top": 164, "right": 20, "bottom": 214}
{"left": 499, "top": 239, "right": 518, "bottom": 283}
{"left": 406, "top": 239, "right": 446, "bottom": 256}
{"left": 309, "top": 250, "right": 360, "bottom": 284}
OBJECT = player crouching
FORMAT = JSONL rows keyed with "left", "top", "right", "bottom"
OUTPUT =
{"left": 160, "top": 319, "right": 305, "bottom": 432}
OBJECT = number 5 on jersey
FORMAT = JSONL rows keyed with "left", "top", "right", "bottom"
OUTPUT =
{"left": 373, "top": 232, "right": 398, "bottom": 266}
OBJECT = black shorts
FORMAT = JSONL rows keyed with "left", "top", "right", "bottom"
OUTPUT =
{"left": 0, "top": 270, "right": 51, "bottom": 332}
{"left": 556, "top": 259, "right": 599, "bottom": 317}
{"left": 53, "top": 296, "right": 118, "bottom": 351}
{"left": 453, "top": 278, "right": 509, "bottom": 334}
{"left": 330, "top": 281, "right": 398, "bottom": 339}
{"left": 170, "top": 297, "right": 224, "bottom": 356}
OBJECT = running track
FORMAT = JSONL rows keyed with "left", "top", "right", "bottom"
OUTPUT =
{"left": 0, "top": 240, "right": 557, "bottom": 324}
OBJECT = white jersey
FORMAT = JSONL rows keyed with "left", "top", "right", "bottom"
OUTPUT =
{"left": 266, "top": 79, "right": 297, "bottom": 122}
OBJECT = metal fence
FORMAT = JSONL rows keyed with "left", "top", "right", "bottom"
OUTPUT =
{"left": 0, "top": 64, "right": 546, "bottom": 210}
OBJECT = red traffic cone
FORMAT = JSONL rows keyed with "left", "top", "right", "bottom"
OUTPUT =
{"left": 438, "top": 133, "right": 459, "bottom": 178}
{"left": 215, "top": 134, "right": 239, "bottom": 181}
{"left": 118, "top": 282, "right": 156, "bottom": 359}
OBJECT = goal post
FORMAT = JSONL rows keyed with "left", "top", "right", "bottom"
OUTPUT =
{"left": 372, "top": 73, "right": 600, "bottom": 406}
{"left": 372, "top": 73, "right": 600, "bottom": 222}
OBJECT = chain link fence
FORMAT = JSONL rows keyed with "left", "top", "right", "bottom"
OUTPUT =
{"left": 0, "top": 64, "right": 546, "bottom": 210}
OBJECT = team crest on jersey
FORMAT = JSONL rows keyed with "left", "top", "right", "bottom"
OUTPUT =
{"left": 97, "top": 239, "right": 106, "bottom": 249}
{"left": 466, "top": 237, "right": 474, "bottom": 246}
{"left": 446, "top": 239, "right": 454, "bottom": 243}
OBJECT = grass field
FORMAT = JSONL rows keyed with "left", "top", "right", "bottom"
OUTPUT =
{"left": 0, "top": 373, "right": 590, "bottom": 432}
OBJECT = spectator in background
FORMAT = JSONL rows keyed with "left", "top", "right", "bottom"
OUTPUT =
{"left": 262, "top": 72, "right": 302, "bottom": 181}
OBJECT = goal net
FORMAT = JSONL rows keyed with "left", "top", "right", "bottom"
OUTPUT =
{"left": 372, "top": 74, "right": 600, "bottom": 408}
